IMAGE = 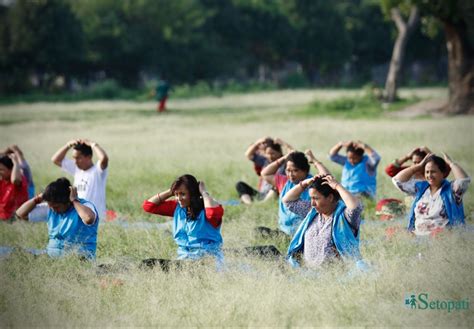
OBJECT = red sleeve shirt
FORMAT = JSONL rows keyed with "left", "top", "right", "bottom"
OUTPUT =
{"left": 0, "top": 175, "right": 28, "bottom": 220}
{"left": 274, "top": 174, "right": 288, "bottom": 194}
{"left": 385, "top": 163, "right": 407, "bottom": 177}
{"left": 205, "top": 205, "right": 224, "bottom": 228}
{"left": 142, "top": 200, "right": 224, "bottom": 228}
{"left": 142, "top": 200, "right": 177, "bottom": 217}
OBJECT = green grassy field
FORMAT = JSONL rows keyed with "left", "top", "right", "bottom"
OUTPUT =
{"left": 0, "top": 88, "right": 473, "bottom": 326}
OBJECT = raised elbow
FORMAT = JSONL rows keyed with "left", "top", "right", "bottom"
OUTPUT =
{"left": 82, "top": 214, "right": 96, "bottom": 225}
{"left": 51, "top": 157, "right": 61, "bottom": 166}
{"left": 15, "top": 211, "right": 28, "bottom": 220}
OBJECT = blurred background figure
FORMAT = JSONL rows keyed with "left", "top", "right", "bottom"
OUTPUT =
{"left": 0, "top": 151, "right": 28, "bottom": 221}
{"left": 329, "top": 140, "right": 381, "bottom": 199}
{"left": 236, "top": 137, "right": 293, "bottom": 204}
{"left": 1, "top": 145, "right": 35, "bottom": 198}
{"left": 155, "top": 79, "right": 170, "bottom": 113}
{"left": 51, "top": 139, "right": 109, "bottom": 221}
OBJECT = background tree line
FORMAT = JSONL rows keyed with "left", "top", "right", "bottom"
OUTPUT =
{"left": 0, "top": 0, "right": 471, "bottom": 113}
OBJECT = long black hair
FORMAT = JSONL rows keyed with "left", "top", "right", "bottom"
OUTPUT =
{"left": 170, "top": 174, "right": 204, "bottom": 220}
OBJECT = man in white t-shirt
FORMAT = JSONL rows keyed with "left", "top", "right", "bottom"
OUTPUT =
{"left": 51, "top": 139, "right": 109, "bottom": 221}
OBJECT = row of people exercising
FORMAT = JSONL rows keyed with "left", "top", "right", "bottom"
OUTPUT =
{"left": 0, "top": 138, "right": 430, "bottom": 223}
{"left": 236, "top": 138, "right": 381, "bottom": 205}
{"left": 14, "top": 150, "right": 470, "bottom": 270}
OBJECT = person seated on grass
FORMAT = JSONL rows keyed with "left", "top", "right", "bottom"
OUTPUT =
{"left": 16, "top": 177, "right": 99, "bottom": 259}
{"left": 392, "top": 153, "right": 470, "bottom": 236}
{"left": 329, "top": 140, "right": 381, "bottom": 199}
{"left": 260, "top": 150, "right": 330, "bottom": 236}
{"left": 51, "top": 139, "right": 109, "bottom": 221}
{"left": 142, "top": 174, "right": 224, "bottom": 268}
{"left": 385, "top": 146, "right": 430, "bottom": 178}
{"left": 376, "top": 147, "right": 430, "bottom": 221}
{"left": 1, "top": 145, "right": 35, "bottom": 198}
{"left": 236, "top": 137, "right": 293, "bottom": 204}
{"left": 0, "top": 153, "right": 28, "bottom": 221}
{"left": 285, "top": 174, "right": 364, "bottom": 269}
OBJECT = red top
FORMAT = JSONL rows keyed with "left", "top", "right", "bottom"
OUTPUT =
{"left": 0, "top": 175, "right": 28, "bottom": 220}
{"left": 274, "top": 174, "right": 289, "bottom": 193}
{"left": 384, "top": 163, "right": 408, "bottom": 177}
{"left": 142, "top": 200, "right": 223, "bottom": 228}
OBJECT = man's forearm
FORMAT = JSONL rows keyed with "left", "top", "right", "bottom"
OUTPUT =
{"left": 51, "top": 144, "right": 70, "bottom": 166}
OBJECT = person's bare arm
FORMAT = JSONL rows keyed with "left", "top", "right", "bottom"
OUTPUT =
{"left": 8, "top": 145, "right": 26, "bottom": 166}
{"left": 395, "top": 148, "right": 416, "bottom": 166}
{"left": 282, "top": 176, "right": 316, "bottom": 203}
{"left": 305, "top": 149, "right": 331, "bottom": 175}
{"left": 80, "top": 139, "right": 109, "bottom": 170}
{"left": 244, "top": 137, "right": 267, "bottom": 160}
{"left": 356, "top": 140, "right": 375, "bottom": 156}
{"left": 322, "top": 175, "right": 359, "bottom": 210}
{"left": 51, "top": 140, "right": 78, "bottom": 167}
{"left": 16, "top": 194, "right": 43, "bottom": 220}
{"left": 9, "top": 153, "right": 22, "bottom": 185}
{"left": 70, "top": 187, "right": 96, "bottom": 225}
{"left": 147, "top": 188, "right": 173, "bottom": 204}
{"left": 274, "top": 138, "right": 294, "bottom": 153}
{"left": 394, "top": 153, "right": 432, "bottom": 182}
{"left": 443, "top": 153, "right": 468, "bottom": 180}
{"left": 199, "top": 181, "right": 220, "bottom": 207}
{"left": 261, "top": 153, "right": 289, "bottom": 187}
{"left": 329, "top": 141, "right": 345, "bottom": 157}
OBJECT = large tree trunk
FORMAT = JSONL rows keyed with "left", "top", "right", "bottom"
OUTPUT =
{"left": 384, "top": 7, "right": 419, "bottom": 102}
{"left": 442, "top": 21, "right": 474, "bottom": 114}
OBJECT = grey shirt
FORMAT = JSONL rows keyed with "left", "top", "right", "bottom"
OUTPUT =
{"left": 286, "top": 199, "right": 363, "bottom": 268}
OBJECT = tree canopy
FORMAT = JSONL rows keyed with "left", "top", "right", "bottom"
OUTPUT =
{"left": 0, "top": 0, "right": 449, "bottom": 94}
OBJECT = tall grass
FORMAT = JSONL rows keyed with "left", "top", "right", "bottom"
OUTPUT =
{"left": 0, "top": 88, "right": 472, "bottom": 326}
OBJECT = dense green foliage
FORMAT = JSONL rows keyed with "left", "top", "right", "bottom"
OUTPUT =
{"left": 0, "top": 0, "right": 446, "bottom": 95}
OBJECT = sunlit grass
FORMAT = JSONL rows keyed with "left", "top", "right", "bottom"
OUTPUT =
{"left": 0, "top": 88, "right": 472, "bottom": 326}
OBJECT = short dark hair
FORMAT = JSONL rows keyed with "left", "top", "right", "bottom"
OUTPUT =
{"left": 266, "top": 141, "right": 282, "bottom": 155}
{"left": 347, "top": 144, "right": 364, "bottom": 157}
{"left": 170, "top": 174, "right": 204, "bottom": 220}
{"left": 413, "top": 149, "right": 427, "bottom": 159}
{"left": 309, "top": 175, "right": 341, "bottom": 201}
{"left": 286, "top": 151, "right": 310, "bottom": 173}
{"left": 425, "top": 155, "right": 450, "bottom": 176}
{"left": 73, "top": 143, "right": 92, "bottom": 157}
{"left": 43, "top": 177, "right": 71, "bottom": 204}
{"left": 0, "top": 155, "right": 13, "bottom": 170}
{"left": 263, "top": 137, "right": 275, "bottom": 145}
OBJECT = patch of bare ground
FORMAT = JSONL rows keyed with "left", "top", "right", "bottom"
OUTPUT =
{"left": 389, "top": 98, "right": 447, "bottom": 118}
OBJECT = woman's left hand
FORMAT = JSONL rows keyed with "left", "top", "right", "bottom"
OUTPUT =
{"left": 321, "top": 175, "right": 339, "bottom": 190}
{"left": 442, "top": 152, "right": 453, "bottom": 165}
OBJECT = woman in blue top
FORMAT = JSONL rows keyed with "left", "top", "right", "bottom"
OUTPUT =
{"left": 329, "top": 140, "right": 381, "bottom": 198}
{"left": 393, "top": 153, "right": 470, "bottom": 236}
{"left": 284, "top": 174, "right": 364, "bottom": 268}
{"left": 261, "top": 150, "right": 330, "bottom": 236}
{"left": 16, "top": 177, "right": 99, "bottom": 259}
{"left": 142, "top": 174, "right": 224, "bottom": 269}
